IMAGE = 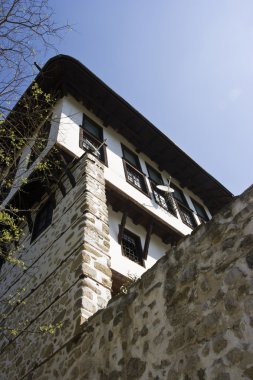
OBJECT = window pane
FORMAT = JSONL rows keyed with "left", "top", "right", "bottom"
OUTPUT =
{"left": 82, "top": 116, "right": 102, "bottom": 140}
{"left": 153, "top": 189, "right": 168, "bottom": 209}
{"left": 35, "top": 207, "right": 49, "bottom": 235}
{"left": 191, "top": 199, "right": 209, "bottom": 221}
{"left": 147, "top": 165, "right": 163, "bottom": 185}
{"left": 122, "top": 146, "right": 139, "bottom": 168}
{"left": 126, "top": 166, "right": 142, "bottom": 189}
{"left": 151, "top": 183, "right": 176, "bottom": 216}
{"left": 31, "top": 198, "right": 54, "bottom": 241}
{"left": 178, "top": 205, "right": 196, "bottom": 229}
{"left": 171, "top": 184, "right": 187, "bottom": 206}
{"left": 80, "top": 116, "right": 106, "bottom": 163}
{"left": 122, "top": 230, "right": 142, "bottom": 265}
{"left": 124, "top": 162, "right": 148, "bottom": 194}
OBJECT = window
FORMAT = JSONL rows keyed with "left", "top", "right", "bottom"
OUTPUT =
{"left": 121, "top": 229, "right": 144, "bottom": 266}
{"left": 31, "top": 197, "right": 55, "bottom": 242}
{"left": 80, "top": 114, "right": 107, "bottom": 163}
{"left": 146, "top": 164, "right": 176, "bottom": 216}
{"left": 146, "top": 164, "right": 164, "bottom": 185}
{"left": 122, "top": 145, "right": 148, "bottom": 195}
{"left": 171, "top": 184, "right": 196, "bottom": 229}
{"left": 122, "top": 146, "right": 141, "bottom": 169}
{"left": 191, "top": 198, "right": 209, "bottom": 223}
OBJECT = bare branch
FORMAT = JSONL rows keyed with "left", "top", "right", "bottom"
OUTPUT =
{"left": 0, "top": 0, "right": 69, "bottom": 107}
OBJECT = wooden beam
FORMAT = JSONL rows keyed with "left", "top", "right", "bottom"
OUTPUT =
{"left": 143, "top": 222, "right": 153, "bottom": 260}
{"left": 103, "top": 115, "right": 111, "bottom": 127}
{"left": 132, "top": 214, "right": 143, "bottom": 225}
{"left": 118, "top": 211, "right": 127, "bottom": 244}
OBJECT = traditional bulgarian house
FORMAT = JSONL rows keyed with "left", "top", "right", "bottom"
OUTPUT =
{"left": 0, "top": 57, "right": 234, "bottom": 378}
{"left": 0, "top": 55, "right": 235, "bottom": 379}
{"left": 1, "top": 55, "right": 233, "bottom": 293}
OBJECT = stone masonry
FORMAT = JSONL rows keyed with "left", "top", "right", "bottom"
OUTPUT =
{"left": 31, "top": 184, "right": 252, "bottom": 380}
{"left": 0, "top": 156, "right": 253, "bottom": 379}
{"left": 0, "top": 153, "right": 111, "bottom": 379}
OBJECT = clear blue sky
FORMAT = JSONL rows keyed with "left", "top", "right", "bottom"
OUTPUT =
{"left": 47, "top": 0, "right": 253, "bottom": 195}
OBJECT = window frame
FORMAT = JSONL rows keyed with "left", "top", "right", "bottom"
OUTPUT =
{"left": 121, "top": 145, "right": 149, "bottom": 196}
{"left": 31, "top": 196, "right": 55, "bottom": 242}
{"left": 80, "top": 114, "right": 107, "bottom": 165}
{"left": 146, "top": 163, "right": 163, "bottom": 185}
{"left": 146, "top": 163, "right": 177, "bottom": 216}
{"left": 120, "top": 228, "right": 145, "bottom": 266}
{"left": 170, "top": 184, "right": 197, "bottom": 229}
{"left": 121, "top": 145, "right": 142, "bottom": 170}
{"left": 190, "top": 198, "right": 209, "bottom": 223}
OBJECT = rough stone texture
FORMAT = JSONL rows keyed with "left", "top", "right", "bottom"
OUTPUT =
{"left": 0, "top": 153, "right": 111, "bottom": 379}
{"left": 0, "top": 165, "right": 253, "bottom": 379}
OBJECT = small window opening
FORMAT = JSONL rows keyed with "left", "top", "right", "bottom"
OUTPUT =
{"left": 121, "top": 229, "right": 144, "bottom": 266}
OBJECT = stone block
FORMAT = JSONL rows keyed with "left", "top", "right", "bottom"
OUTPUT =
{"left": 94, "top": 262, "right": 111, "bottom": 277}
{"left": 212, "top": 334, "right": 228, "bottom": 353}
{"left": 81, "top": 297, "right": 97, "bottom": 314}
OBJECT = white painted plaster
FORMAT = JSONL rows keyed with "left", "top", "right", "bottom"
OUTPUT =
{"left": 3, "top": 95, "right": 212, "bottom": 281}
{"left": 53, "top": 96, "right": 210, "bottom": 236}
{"left": 108, "top": 205, "right": 167, "bottom": 278}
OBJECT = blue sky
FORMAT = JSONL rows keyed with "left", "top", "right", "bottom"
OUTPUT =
{"left": 47, "top": 0, "right": 253, "bottom": 195}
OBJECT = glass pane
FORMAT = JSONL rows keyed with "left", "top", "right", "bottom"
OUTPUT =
{"left": 32, "top": 199, "right": 54, "bottom": 241}
{"left": 153, "top": 190, "right": 168, "bottom": 209}
{"left": 123, "top": 147, "right": 139, "bottom": 168}
{"left": 83, "top": 117, "right": 102, "bottom": 140}
{"left": 36, "top": 207, "right": 49, "bottom": 234}
{"left": 125, "top": 163, "right": 147, "bottom": 193}
{"left": 122, "top": 231, "right": 141, "bottom": 264}
{"left": 191, "top": 199, "right": 209, "bottom": 221}
{"left": 179, "top": 205, "right": 196, "bottom": 228}
{"left": 172, "top": 185, "right": 187, "bottom": 205}
{"left": 147, "top": 165, "right": 163, "bottom": 185}
{"left": 152, "top": 183, "right": 176, "bottom": 215}
{"left": 127, "top": 169, "right": 141, "bottom": 189}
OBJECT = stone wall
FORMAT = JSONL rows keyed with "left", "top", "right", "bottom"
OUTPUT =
{"left": 1, "top": 159, "right": 253, "bottom": 379}
{"left": 0, "top": 153, "right": 111, "bottom": 379}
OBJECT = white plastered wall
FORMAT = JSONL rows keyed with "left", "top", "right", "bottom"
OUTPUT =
{"left": 2, "top": 95, "right": 212, "bottom": 286}
{"left": 56, "top": 96, "right": 211, "bottom": 230}
{"left": 3, "top": 94, "right": 210, "bottom": 228}
{"left": 108, "top": 205, "right": 167, "bottom": 278}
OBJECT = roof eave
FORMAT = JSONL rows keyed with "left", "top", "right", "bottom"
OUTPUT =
{"left": 28, "top": 55, "right": 235, "bottom": 214}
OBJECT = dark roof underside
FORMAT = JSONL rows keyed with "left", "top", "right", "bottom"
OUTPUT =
{"left": 31, "top": 55, "right": 233, "bottom": 214}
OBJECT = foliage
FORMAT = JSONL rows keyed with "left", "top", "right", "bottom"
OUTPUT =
{"left": 0, "top": 79, "right": 65, "bottom": 338}
{"left": 0, "top": 208, "right": 26, "bottom": 267}
{"left": 0, "top": 0, "right": 69, "bottom": 338}
{"left": 0, "top": 321, "right": 63, "bottom": 336}
{"left": 0, "top": 81, "right": 56, "bottom": 260}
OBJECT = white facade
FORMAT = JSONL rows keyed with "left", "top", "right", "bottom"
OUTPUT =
{"left": 56, "top": 95, "right": 211, "bottom": 216}
{"left": 108, "top": 205, "right": 168, "bottom": 277}
{"left": 5, "top": 94, "right": 212, "bottom": 280}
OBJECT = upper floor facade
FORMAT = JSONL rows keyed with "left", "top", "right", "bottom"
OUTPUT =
{"left": 1, "top": 55, "right": 233, "bottom": 281}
